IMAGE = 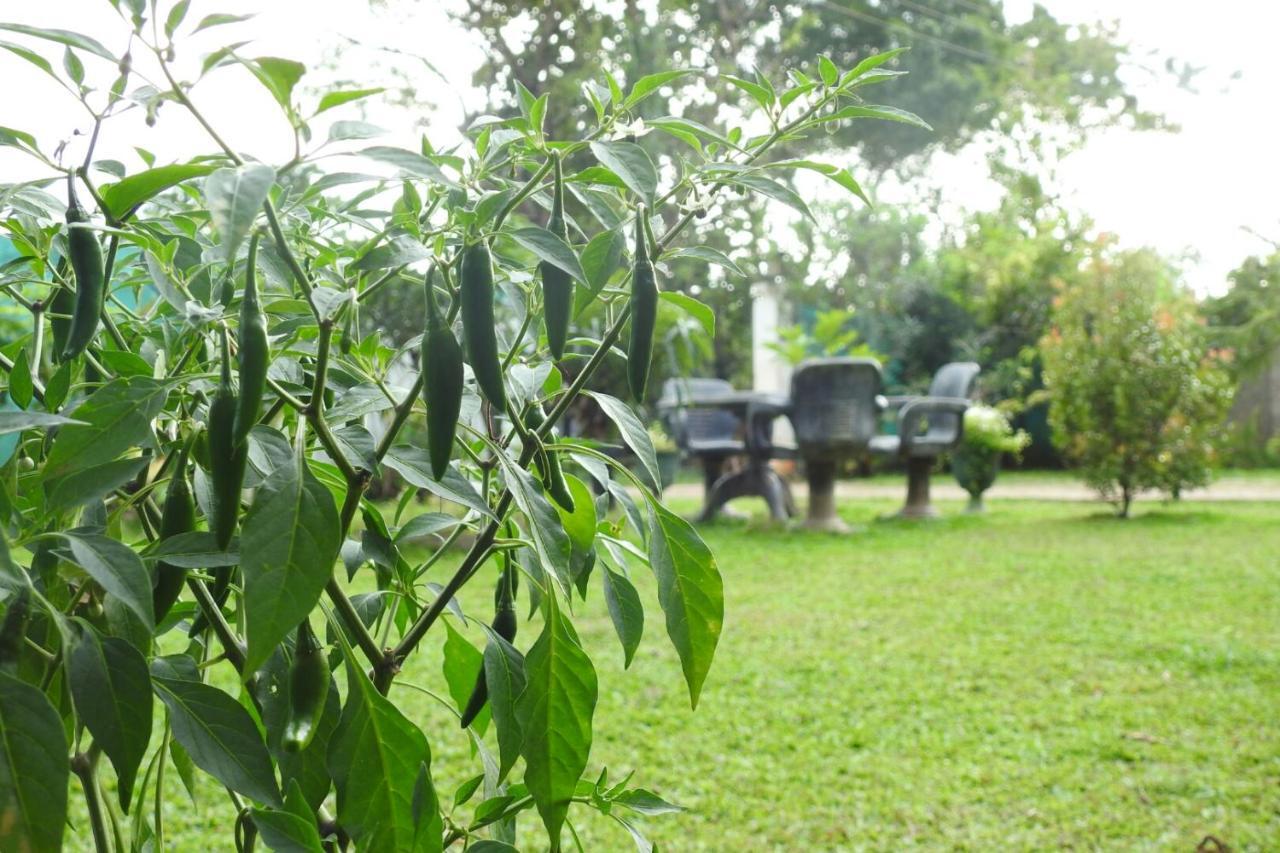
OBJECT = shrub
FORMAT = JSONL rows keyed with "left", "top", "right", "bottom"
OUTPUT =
{"left": 1040, "top": 249, "right": 1231, "bottom": 516}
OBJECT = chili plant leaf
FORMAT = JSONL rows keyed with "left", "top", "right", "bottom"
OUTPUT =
{"left": 646, "top": 502, "right": 724, "bottom": 708}
{"left": 67, "top": 621, "right": 152, "bottom": 812}
{"left": 152, "top": 662, "right": 282, "bottom": 806}
{"left": 516, "top": 593, "right": 597, "bottom": 847}
{"left": 0, "top": 672, "right": 69, "bottom": 853}
{"left": 240, "top": 450, "right": 341, "bottom": 674}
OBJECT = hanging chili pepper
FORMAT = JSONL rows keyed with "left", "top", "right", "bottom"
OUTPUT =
{"left": 459, "top": 241, "right": 506, "bottom": 410}
{"left": 233, "top": 233, "right": 268, "bottom": 446}
{"left": 152, "top": 435, "right": 197, "bottom": 622}
{"left": 524, "top": 404, "right": 575, "bottom": 512}
{"left": 60, "top": 175, "right": 105, "bottom": 361}
{"left": 459, "top": 562, "right": 519, "bottom": 728}
{"left": 282, "top": 619, "right": 330, "bottom": 753}
{"left": 421, "top": 265, "right": 464, "bottom": 479}
{"left": 541, "top": 153, "right": 574, "bottom": 360}
{"left": 627, "top": 205, "right": 658, "bottom": 401}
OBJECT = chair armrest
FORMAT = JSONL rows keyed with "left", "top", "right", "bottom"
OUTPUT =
{"left": 883, "top": 395, "right": 915, "bottom": 412}
{"left": 875, "top": 394, "right": 889, "bottom": 412}
{"left": 898, "top": 397, "right": 970, "bottom": 450}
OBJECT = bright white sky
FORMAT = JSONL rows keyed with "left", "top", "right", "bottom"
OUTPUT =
{"left": 2, "top": 0, "right": 1276, "bottom": 296}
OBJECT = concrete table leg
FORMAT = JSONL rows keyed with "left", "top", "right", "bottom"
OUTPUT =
{"left": 896, "top": 455, "right": 939, "bottom": 519}
{"left": 802, "top": 460, "right": 850, "bottom": 533}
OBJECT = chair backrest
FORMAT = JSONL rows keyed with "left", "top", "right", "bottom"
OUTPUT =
{"left": 658, "top": 377, "right": 739, "bottom": 450}
{"left": 789, "top": 357, "right": 883, "bottom": 457}
{"left": 923, "top": 361, "right": 980, "bottom": 441}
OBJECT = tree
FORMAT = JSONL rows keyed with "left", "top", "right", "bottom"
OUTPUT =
{"left": 0, "top": 5, "right": 914, "bottom": 850}
{"left": 1040, "top": 248, "right": 1231, "bottom": 516}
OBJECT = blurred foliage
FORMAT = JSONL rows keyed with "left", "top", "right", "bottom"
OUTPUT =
{"left": 1040, "top": 248, "right": 1232, "bottom": 515}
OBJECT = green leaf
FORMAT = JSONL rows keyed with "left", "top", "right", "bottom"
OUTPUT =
{"left": 383, "top": 447, "right": 495, "bottom": 521}
{"left": 143, "top": 532, "right": 238, "bottom": 568}
{"left": 205, "top": 163, "right": 276, "bottom": 262}
{"left": 576, "top": 228, "right": 625, "bottom": 316}
{"left": 659, "top": 291, "right": 716, "bottom": 339}
{"left": 44, "top": 377, "right": 168, "bottom": 478}
{"left": 623, "top": 70, "right": 692, "bottom": 108}
{"left": 164, "top": 0, "right": 191, "bottom": 37}
{"left": 817, "top": 55, "right": 839, "bottom": 87}
{"left": 0, "top": 40, "right": 56, "bottom": 81}
{"left": 763, "top": 159, "right": 871, "bottom": 206}
{"left": 0, "top": 672, "right": 69, "bottom": 853}
{"left": 0, "top": 23, "right": 113, "bottom": 60}
{"left": 152, "top": 662, "right": 281, "bottom": 806}
{"left": 58, "top": 531, "right": 154, "bottom": 630}
{"left": 100, "top": 163, "right": 216, "bottom": 220}
{"left": 516, "top": 593, "right": 597, "bottom": 847}
{"left": 482, "top": 627, "right": 526, "bottom": 781}
{"left": 248, "top": 56, "right": 306, "bottom": 113}
{"left": 360, "top": 146, "right": 457, "bottom": 187}
{"left": 315, "top": 87, "right": 384, "bottom": 116}
{"left": 662, "top": 245, "right": 745, "bottom": 278}
{"left": 601, "top": 565, "right": 643, "bottom": 668}
{"left": 586, "top": 391, "right": 661, "bottom": 492}
{"left": 555, "top": 474, "right": 596, "bottom": 553}
{"left": 722, "top": 74, "right": 774, "bottom": 110}
{"left": 494, "top": 452, "right": 572, "bottom": 593}
{"left": 588, "top": 141, "right": 657, "bottom": 204}
{"left": 723, "top": 173, "right": 813, "bottom": 221}
{"left": 646, "top": 503, "right": 723, "bottom": 708}
{"left": 44, "top": 456, "right": 149, "bottom": 512}
{"left": 241, "top": 451, "right": 340, "bottom": 674}
{"left": 327, "top": 644, "right": 440, "bottom": 851}
{"left": 826, "top": 104, "right": 932, "bottom": 130}
{"left": 192, "top": 13, "right": 254, "bottom": 33}
{"left": 0, "top": 410, "right": 83, "bottom": 435}
{"left": 647, "top": 116, "right": 743, "bottom": 153}
{"left": 840, "top": 47, "right": 909, "bottom": 87}
{"left": 442, "top": 620, "right": 488, "bottom": 735}
{"left": 508, "top": 226, "right": 586, "bottom": 284}
{"left": 67, "top": 621, "right": 152, "bottom": 812}
{"left": 350, "top": 235, "right": 429, "bottom": 271}
{"left": 327, "top": 120, "right": 384, "bottom": 142}
{"left": 615, "top": 787, "right": 685, "bottom": 816}
{"left": 251, "top": 779, "right": 324, "bottom": 853}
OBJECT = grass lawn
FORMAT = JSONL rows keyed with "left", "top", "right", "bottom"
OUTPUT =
{"left": 121, "top": 495, "right": 1279, "bottom": 850}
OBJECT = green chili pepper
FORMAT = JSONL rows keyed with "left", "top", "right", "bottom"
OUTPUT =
{"left": 627, "top": 205, "right": 658, "bottom": 401}
{"left": 152, "top": 435, "right": 197, "bottom": 622}
{"left": 460, "top": 241, "right": 506, "bottom": 410}
{"left": 541, "top": 153, "right": 574, "bottom": 360}
{"left": 459, "top": 563, "right": 518, "bottom": 728}
{"left": 422, "top": 266, "right": 464, "bottom": 479}
{"left": 48, "top": 262, "right": 75, "bottom": 363}
{"left": 0, "top": 586, "right": 32, "bottom": 671}
{"left": 339, "top": 299, "right": 356, "bottom": 355}
{"left": 282, "top": 619, "right": 329, "bottom": 753}
{"left": 208, "top": 327, "right": 248, "bottom": 551}
{"left": 523, "top": 404, "right": 575, "bottom": 512}
{"left": 233, "top": 233, "right": 268, "bottom": 446}
{"left": 60, "top": 176, "right": 106, "bottom": 361}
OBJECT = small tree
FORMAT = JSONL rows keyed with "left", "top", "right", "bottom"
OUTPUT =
{"left": 1040, "top": 249, "right": 1230, "bottom": 516}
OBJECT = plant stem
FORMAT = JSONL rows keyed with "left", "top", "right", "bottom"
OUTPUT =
{"left": 72, "top": 749, "right": 111, "bottom": 853}
{"left": 186, "top": 576, "right": 246, "bottom": 672}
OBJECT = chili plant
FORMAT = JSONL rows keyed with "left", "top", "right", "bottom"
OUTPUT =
{"left": 0, "top": 4, "right": 923, "bottom": 850}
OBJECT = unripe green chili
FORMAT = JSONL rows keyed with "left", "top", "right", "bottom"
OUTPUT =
{"left": 282, "top": 619, "right": 329, "bottom": 753}
{"left": 523, "top": 404, "right": 575, "bottom": 512}
{"left": 152, "top": 435, "right": 197, "bottom": 622}
{"left": 460, "top": 562, "right": 518, "bottom": 728}
{"left": 339, "top": 299, "right": 356, "bottom": 355}
{"left": 0, "top": 586, "right": 32, "bottom": 670}
{"left": 422, "top": 266, "right": 464, "bottom": 479}
{"left": 233, "top": 233, "right": 268, "bottom": 446}
{"left": 208, "top": 327, "right": 248, "bottom": 551}
{"left": 60, "top": 176, "right": 106, "bottom": 361}
{"left": 48, "top": 261, "right": 75, "bottom": 363}
{"left": 627, "top": 205, "right": 658, "bottom": 401}
{"left": 541, "top": 153, "right": 574, "bottom": 360}
{"left": 459, "top": 241, "right": 506, "bottom": 410}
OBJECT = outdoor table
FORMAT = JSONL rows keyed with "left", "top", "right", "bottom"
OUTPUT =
{"left": 678, "top": 390, "right": 795, "bottom": 522}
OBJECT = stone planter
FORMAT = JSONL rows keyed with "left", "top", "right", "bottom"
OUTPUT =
{"left": 951, "top": 444, "right": 1001, "bottom": 513}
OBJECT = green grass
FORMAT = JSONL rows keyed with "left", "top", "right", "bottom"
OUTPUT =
{"left": 94, "top": 496, "right": 1280, "bottom": 850}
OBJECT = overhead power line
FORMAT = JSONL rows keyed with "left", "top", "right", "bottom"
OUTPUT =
{"left": 810, "top": 0, "right": 1021, "bottom": 71}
